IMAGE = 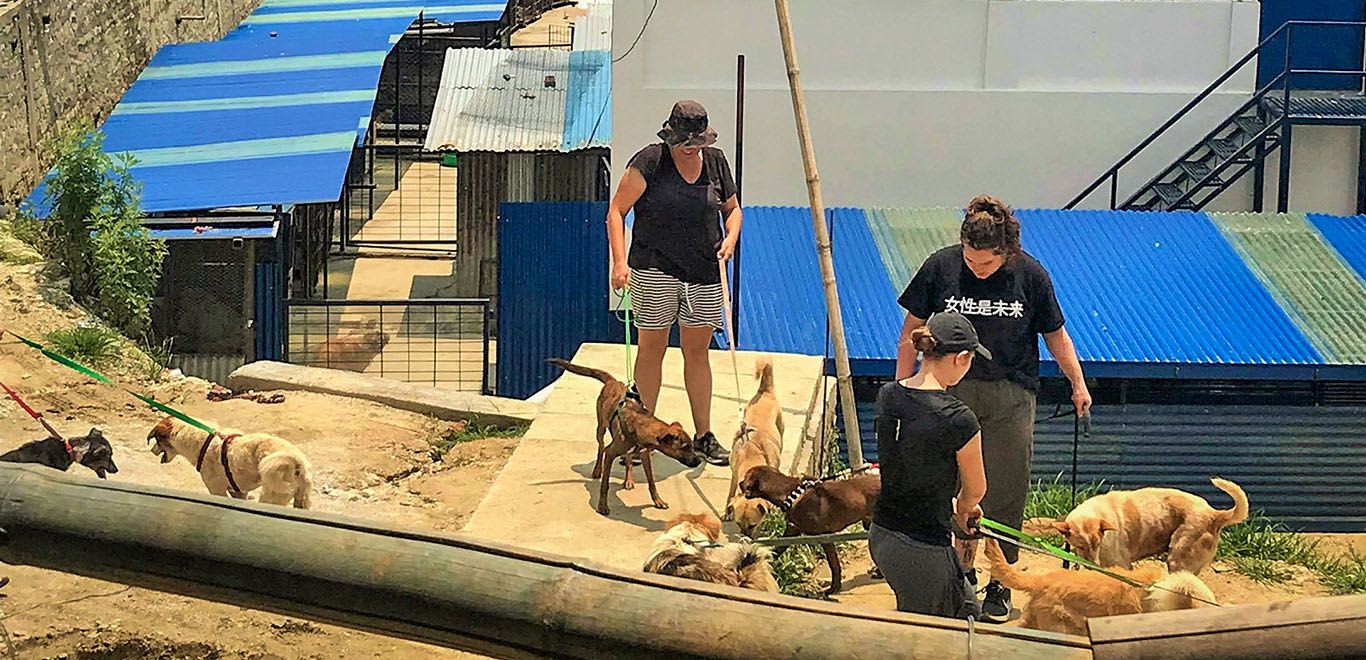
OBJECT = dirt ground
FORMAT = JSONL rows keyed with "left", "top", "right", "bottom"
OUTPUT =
{"left": 0, "top": 241, "right": 515, "bottom": 657}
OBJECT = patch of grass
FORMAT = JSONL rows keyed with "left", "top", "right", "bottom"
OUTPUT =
{"left": 427, "top": 419, "right": 526, "bottom": 462}
{"left": 1024, "top": 473, "right": 1104, "bottom": 522}
{"left": 0, "top": 241, "right": 41, "bottom": 265}
{"left": 1317, "top": 550, "right": 1366, "bottom": 596}
{"left": 44, "top": 325, "right": 122, "bottom": 367}
{"left": 754, "top": 508, "right": 823, "bottom": 597}
{"left": 1232, "top": 556, "right": 1293, "bottom": 585}
{"left": 1216, "top": 512, "right": 1319, "bottom": 564}
{"left": 135, "top": 336, "right": 175, "bottom": 382}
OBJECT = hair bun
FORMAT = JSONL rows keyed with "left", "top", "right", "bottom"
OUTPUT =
{"left": 967, "top": 194, "right": 1011, "bottom": 220}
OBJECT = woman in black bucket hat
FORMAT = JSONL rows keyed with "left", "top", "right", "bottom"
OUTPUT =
{"left": 606, "top": 100, "right": 742, "bottom": 467}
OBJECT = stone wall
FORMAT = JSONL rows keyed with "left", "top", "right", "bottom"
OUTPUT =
{"left": 1, "top": 0, "right": 260, "bottom": 204}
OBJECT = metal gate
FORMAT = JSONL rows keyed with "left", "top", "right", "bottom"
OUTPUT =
{"left": 284, "top": 298, "right": 491, "bottom": 393}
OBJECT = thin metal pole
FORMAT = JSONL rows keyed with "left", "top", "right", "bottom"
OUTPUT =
{"left": 1279, "top": 26, "right": 1293, "bottom": 213}
{"left": 732, "top": 53, "right": 745, "bottom": 345}
{"left": 774, "top": 0, "right": 863, "bottom": 468}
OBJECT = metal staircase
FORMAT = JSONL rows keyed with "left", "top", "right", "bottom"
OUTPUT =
{"left": 1068, "top": 20, "right": 1366, "bottom": 213}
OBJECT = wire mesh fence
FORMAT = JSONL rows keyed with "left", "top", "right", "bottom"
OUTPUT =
{"left": 344, "top": 145, "right": 457, "bottom": 245}
{"left": 285, "top": 299, "right": 490, "bottom": 392}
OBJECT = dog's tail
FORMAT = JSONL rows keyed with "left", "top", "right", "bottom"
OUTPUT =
{"left": 1144, "top": 572, "right": 1217, "bottom": 612}
{"left": 735, "top": 542, "right": 780, "bottom": 592}
{"left": 984, "top": 539, "right": 1046, "bottom": 592}
{"left": 1210, "top": 477, "right": 1249, "bottom": 528}
{"left": 262, "top": 451, "right": 313, "bottom": 509}
{"left": 547, "top": 358, "right": 616, "bottom": 384}
{"left": 292, "top": 458, "right": 314, "bottom": 510}
{"left": 753, "top": 357, "right": 775, "bottom": 394}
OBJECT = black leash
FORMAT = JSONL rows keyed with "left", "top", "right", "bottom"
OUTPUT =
{"left": 1035, "top": 404, "right": 1092, "bottom": 568}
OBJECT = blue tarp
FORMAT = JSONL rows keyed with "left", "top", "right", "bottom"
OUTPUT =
{"left": 26, "top": 0, "right": 503, "bottom": 215}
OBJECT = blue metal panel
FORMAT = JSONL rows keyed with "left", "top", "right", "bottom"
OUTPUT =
{"left": 562, "top": 50, "right": 611, "bottom": 151}
{"left": 148, "top": 223, "right": 279, "bottom": 241}
{"left": 728, "top": 207, "right": 901, "bottom": 361}
{"left": 497, "top": 202, "right": 619, "bottom": 399}
{"left": 1309, "top": 213, "right": 1366, "bottom": 282}
{"left": 254, "top": 261, "right": 284, "bottom": 361}
{"left": 24, "top": 1, "right": 499, "bottom": 215}
{"left": 1258, "top": 0, "right": 1366, "bottom": 91}
{"left": 1019, "top": 209, "right": 1323, "bottom": 367}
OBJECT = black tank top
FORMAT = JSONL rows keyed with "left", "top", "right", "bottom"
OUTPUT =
{"left": 626, "top": 143, "right": 737, "bottom": 284}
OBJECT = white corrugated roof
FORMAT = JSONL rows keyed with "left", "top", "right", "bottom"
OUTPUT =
{"left": 425, "top": 49, "right": 571, "bottom": 152}
{"left": 571, "top": 0, "right": 611, "bottom": 52}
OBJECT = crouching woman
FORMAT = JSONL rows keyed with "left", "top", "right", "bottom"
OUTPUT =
{"left": 869, "top": 312, "right": 988, "bottom": 618}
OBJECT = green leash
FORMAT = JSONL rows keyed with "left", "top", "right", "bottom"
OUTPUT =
{"left": 7, "top": 330, "right": 217, "bottom": 434}
{"left": 621, "top": 288, "right": 634, "bottom": 386}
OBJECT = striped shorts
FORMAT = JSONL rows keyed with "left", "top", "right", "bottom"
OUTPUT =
{"left": 629, "top": 268, "right": 724, "bottom": 330}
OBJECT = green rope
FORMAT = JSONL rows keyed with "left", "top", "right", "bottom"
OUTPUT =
{"left": 622, "top": 287, "right": 634, "bottom": 385}
{"left": 7, "top": 331, "right": 217, "bottom": 435}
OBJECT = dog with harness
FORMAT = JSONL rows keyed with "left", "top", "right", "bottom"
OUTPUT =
{"left": 147, "top": 416, "right": 314, "bottom": 509}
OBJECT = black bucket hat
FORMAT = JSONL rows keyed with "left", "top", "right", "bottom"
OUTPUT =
{"left": 657, "top": 100, "right": 718, "bottom": 147}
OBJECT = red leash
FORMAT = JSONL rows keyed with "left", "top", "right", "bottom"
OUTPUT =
{"left": 0, "top": 379, "right": 75, "bottom": 459}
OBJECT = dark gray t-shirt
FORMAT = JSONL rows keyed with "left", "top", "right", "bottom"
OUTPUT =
{"left": 626, "top": 143, "right": 737, "bottom": 284}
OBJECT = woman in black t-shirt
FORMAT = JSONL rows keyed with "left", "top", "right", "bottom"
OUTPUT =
{"left": 870, "top": 312, "right": 988, "bottom": 619}
{"left": 605, "top": 101, "right": 743, "bottom": 466}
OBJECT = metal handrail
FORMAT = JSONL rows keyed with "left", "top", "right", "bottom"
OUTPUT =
{"left": 1066, "top": 20, "right": 1366, "bottom": 210}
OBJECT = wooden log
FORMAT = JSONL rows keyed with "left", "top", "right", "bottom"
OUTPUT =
{"left": 1089, "top": 594, "right": 1366, "bottom": 660}
{"left": 0, "top": 464, "right": 1089, "bottom": 659}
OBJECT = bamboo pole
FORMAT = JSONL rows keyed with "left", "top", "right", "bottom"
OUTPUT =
{"left": 773, "top": 0, "right": 863, "bottom": 469}
{"left": 0, "top": 465, "right": 1090, "bottom": 660}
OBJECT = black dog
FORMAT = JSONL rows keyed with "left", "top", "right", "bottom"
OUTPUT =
{"left": 0, "top": 428, "right": 120, "bottom": 478}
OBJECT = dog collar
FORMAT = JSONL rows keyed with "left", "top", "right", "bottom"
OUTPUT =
{"left": 779, "top": 477, "right": 821, "bottom": 512}
{"left": 195, "top": 431, "right": 244, "bottom": 495}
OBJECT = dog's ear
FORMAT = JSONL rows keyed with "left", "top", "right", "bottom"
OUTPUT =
{"left": 1052, "top": 521, "right": 1073, "bottom": 535}
{"left": 1098, "top": 520, "right": 1119, "bottom": 533}
{"left": 88, "top": 428, "right": 103, "bottom": 439}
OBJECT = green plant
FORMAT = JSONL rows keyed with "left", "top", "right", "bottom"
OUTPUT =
{"left": 754, "top": 508, "right": 823, "bottom": 597}
{"left": 1024, "top": 473, "right": 1105, "bottom": 522}
{"left": 1216, "top": 512, "right": 1319, "bottom": 564}
{"left": 427, "top": 419, "right": 527, "bottom": 462}
{"left": 31, "top": 121, "right": 166, "bottom": 337}
{"left": 0, "top": 241, "right": 41, "bottom": 265}
{"left": 1231, "top": 556, "right": 1293, "bottom": 585}
{"left": 137, "top": 335, "right": 175, "bottom": 382}
{"left": 45, "top": 325, "right": 123, "bottom": 367}
{"left": 1317, "top": 550, "right": 1366, "bottom": 596}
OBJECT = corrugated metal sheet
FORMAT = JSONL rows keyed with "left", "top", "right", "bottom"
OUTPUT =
{"left": 424, "top": 46, "right": 611, "bottom": 153}
{"left": 1309, "top": 213, "right": 1366, "bottom": 281}
{"left": 1023, "top": 209, "right": 1322, "bottom": 367}
{"left": 1212, "top": 212, "right": 1366, "bottom": 363}
{"left": 846, "top": 397, "right": 1366, "bottom": 531}
{"left": 571, "top": 0, "right": 612, "bottom": 51}
{"left": 730, "top": 207, "right": 901, "bottom": 366}
{"left": 866, "top": 207, "right": 961, "bottom": 290}
{"left": 254, "top": 261, "right": 283, "bottom": 361}
{"left": 172, "top": 354, "right": 246, "bottom": 385}
{"left": 497, "top": 201, "right": 618, "bottom": 398}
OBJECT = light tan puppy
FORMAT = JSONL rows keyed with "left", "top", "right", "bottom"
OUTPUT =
{"left": 311, "top": 318, "right": 391, "bottom": 371}
{"left": 725, "top": 358, "right": 784, "bottom": 527}
{"left": 147, "top": 416, "right": 314, "bottom": 509}
{"left": 1053, "top": 478, "right": 1248, "bottom": 574}
{"left": 643, "top": 513, "right": 779, "bottom": 592}
{"left": 728, "top": 495, "right": 775, "bottom": 539}
{"left": 984, "top": 539, "right": 1216, "bottom": 636}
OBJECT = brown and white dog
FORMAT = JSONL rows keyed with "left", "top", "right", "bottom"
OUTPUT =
{"left": 643, "top": 513, "right": 779, "bottom": 592}
{"left": 740, "top": 465, "right": 881, "bottom": 595}
{"left": 549, "top": 359, "right": 702, "bottom": 516}
{"left": 984, "top": 539, "right": 1217, "bottom": 636}
{"left": 1053, "top": 478, "right": 1248, "bottom": 575}
{"left": 725, "top": 357, "right": 784, "bottom": 535}
{"left": 147, "top": 416, "right": 314, "bottom": 509}
{"left": 311, "top": 318, "right": 391, "bottom": 372}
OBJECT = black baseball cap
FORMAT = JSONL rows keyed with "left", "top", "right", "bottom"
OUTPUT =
{"left": 927, "top": 312, "right": 992, "bottom": 360}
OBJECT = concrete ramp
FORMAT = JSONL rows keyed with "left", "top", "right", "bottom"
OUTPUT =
{"left": 463, "top": 343, "right": 826, "bottom": 570}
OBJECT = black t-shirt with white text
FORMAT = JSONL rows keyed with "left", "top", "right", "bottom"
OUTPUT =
{"left": 873, "top": 383, "right": 980, "bottom": 546}
{"left": 626, "top": 143, "right": 737, "bottom": 284}
{"left": 898, "top": 245, "right": 1065, "bottom": 391}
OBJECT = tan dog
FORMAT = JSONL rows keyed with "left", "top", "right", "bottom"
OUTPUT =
{"left": 147, "top": 416, "right": 314, "bottom": 508}
{"left": 728, "top": 495, "right": 775, "bottom": 539}
{"left": 311, "top": 318, "right": 391, "bottom": 371}
{"left": 984, "top": 539, "right": 1216, "bottom": 636}
{"left": 549, "top": 359, "right": 702, "bottom": 516}
{"left": 643, "top": 513, "right": 779, "bottom": 592}
{"left": 1053, "top": 478, "right": 1248, "bottom": 574}
{"left": 725, "top": 358, "right": 784, "bottom": 532}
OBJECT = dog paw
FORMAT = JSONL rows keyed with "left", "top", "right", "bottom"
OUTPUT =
{"left": 653, "top": 499, "right": 669, "bottom": 510}
{"left": 622, "top": 481, "right": 635, "bottom": 491}
{"left": 597, "top": 505, "right": 611, "bottom": 516}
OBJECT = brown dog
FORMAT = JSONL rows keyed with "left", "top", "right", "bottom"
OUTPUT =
{"left": 549, "top": 359, "right": 702, "bottom": 516}
{"left": 147, "top": 416, "right": 313, "bottom": 508}
{"left": 740, "top": 465, "right": 880, "bottom": 595}
{"left": 643, "top": 513, "right": 779, "bottom": 592}
{"left": 1053, "top": 478, "right": 1248, "bottom": 575}
{"left": 984, "top": 539, "right": 1217, "bottom": 636}
{"left": 725, "top": 358, "right": 784, "bottom": 532}
{"left": 311, "top": 318, "right": 391, "bottom": 371}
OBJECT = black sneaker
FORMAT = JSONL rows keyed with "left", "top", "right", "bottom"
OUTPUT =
{"left": 981, "top": 580, "right": 1011, "bottom": 623}
{"left": 693, "top": 432, "right": 730, "bottom": 466}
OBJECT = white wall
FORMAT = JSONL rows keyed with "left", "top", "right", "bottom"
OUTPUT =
{"left": 612, "top": 0, "right": 1299, "bottom": 210}
{"left": 1258, "top": 127, "right": 1361, "bottom": 216}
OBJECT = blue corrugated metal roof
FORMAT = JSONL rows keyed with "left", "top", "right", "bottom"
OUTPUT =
{"left": 733, "top": 207, "right": 1359, "bottom": 379}
{"left": 562, "top": 50, "right": 612, "bottom": 151}
{"left": 1019, "top": 209, "right": 1323, "bottom": 367}
{"left": 1310, "top": 213, "right": 1366, "bottom": 282}
{"left": 25, "top": 1, "right": 503, "bottom": 215}
{"left": 147, "top": 222, "right": 279, "bottom": 241}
